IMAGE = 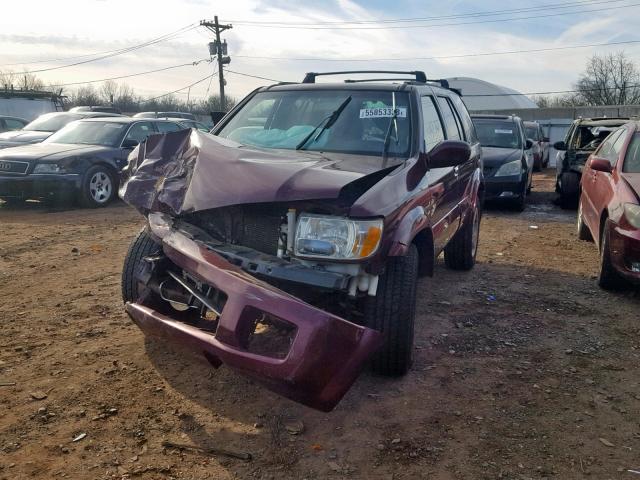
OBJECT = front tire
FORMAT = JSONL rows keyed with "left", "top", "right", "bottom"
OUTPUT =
{"left": 512, "top": 181, "right": 527, "bottom": 212}
{"left": 121, "top": 229, "right": 162, "bottom": 303}
{"left": 445, "top": 202, "right": 480, "bottom": 270}
{"left": 79, "top": 165, "right": 116, "bottom": 208}
{"left": 597, "top": 219, "right": 624, "bottom": 290}
{"left": 364, "top": 244, "right": 418, "bottom": 376}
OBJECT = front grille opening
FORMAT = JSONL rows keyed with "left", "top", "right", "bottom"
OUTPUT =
{"left": 156, "top": 272, "right": 228, "bottom": 333}
{"left": 241, "top": 307, "right": 297, "bottom": 360}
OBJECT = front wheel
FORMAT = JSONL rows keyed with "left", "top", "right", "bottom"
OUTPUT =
{"left": 121, "top": 228, "right": 162, "bottom": 303}
{"left": 444, "top": 202, "right": 480, "bottom": 270}
{"left": 79, "top": 165, "right": 116, "bottom": 208}
{"left": 512, "top": 180, "right": 527, "bottom": 212}
{"left": 597, "top": 219, "right": 624, "bottom": 290}
{"left": 364, "top": 244, "right": 418, "bottom": 376}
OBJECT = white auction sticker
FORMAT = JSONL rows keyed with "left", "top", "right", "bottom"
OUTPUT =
{"left": 359, "top": 107, "right": 407, "bottom": 119}
{"left": 495, "top": 129, "right": 513, "bottom": 134}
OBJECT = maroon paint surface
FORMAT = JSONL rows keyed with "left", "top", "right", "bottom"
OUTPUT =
{"left": 580, "top": 122, "right": 640, "bottom": 283}
{"left": 126, "top": 226, "right": 383, "bottom": 412}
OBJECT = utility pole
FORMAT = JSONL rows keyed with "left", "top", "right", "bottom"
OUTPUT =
{"left": 200, "top": 17, "right": 232, "bottom": 111}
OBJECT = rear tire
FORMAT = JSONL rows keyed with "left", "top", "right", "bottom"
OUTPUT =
{"left": 597, "top": 219, "right": 624, "bottom": 290}
{"left": 577, "top": 200, "right": 593, "bottom": 242}
{"left": 445, "top": 203, "right": 480, "bottom": 271}
{"left": 559, "top": 172, "right": 579, "bottom": 209}
{"left": 79, "top": 165, "right": 116, "bottom": 208}
{"left": 121, "top": 228, "right": 162, "bottom": 303}
{"left": 364, "top": 244, "right": 418, "bottom": 376}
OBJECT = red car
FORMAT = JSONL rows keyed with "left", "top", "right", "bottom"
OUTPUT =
{"left": 578, "top": 121, "right": 640, "bottom": 289}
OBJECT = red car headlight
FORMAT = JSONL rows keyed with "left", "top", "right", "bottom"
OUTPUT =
{"left": 623, "top": 203, "right": 640, "bottom": 229}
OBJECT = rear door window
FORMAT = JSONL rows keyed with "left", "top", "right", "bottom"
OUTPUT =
{"left": 5, "top": 118, "right": 26, "bottom": 130}
{"left": 420, "top": 96, "right": 445, "bottom": 152}
{"left": 156, "top": 121, "right": 182, "bottom": 133}
{"left": 597, "top": 129, "right": 624, "bottom": 164}
{"left": 436, "top": 96, "right": 463, "bottom": 141}
{"left": 624, "top": 134, "right": 640, "bottom": 173}
{"left": 449, "top": 95, "right": 477, "bottom": 143}
{"left": 124, "top": 122, "right": 156, "bottom": 144}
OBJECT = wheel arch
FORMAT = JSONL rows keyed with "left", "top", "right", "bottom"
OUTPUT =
{"left": 598, "top": 209, "right": 609, "bottom": 250}
{"left": 412, "top": 227, "right": 435, "bottom": 277}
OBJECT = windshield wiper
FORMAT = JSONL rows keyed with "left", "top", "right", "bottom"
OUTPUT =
{"left": 381, "top": 92, "right": 399, "bottom": 163}
{"left": 296, "top": 96, "right": 352, "bottom": 150}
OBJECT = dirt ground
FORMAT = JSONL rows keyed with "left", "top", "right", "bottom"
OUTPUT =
{"left": 1, "top": 170, "right": 639, "bottom": 480}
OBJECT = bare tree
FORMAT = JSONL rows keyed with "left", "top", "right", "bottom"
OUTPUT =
{"left": 17, "top": 71, "right": 44, "bottom": 91}
{"left": 196, "top": 94, "right": 236, "bottom": 113}
{"left": 0, "top": 70, "right": 17, "bottom": 90}
{"left": 70, "top": 85, "right": 101, "bottom": 106}
{"left": 574, "top": 52, "right": 640, "bottom": 105}
{"left": 0, "top": 70, "right": 44, "bottom": 91}
{"left": 529, "top": 93, "right": 582, "bottom": 108}
{"left": 100, "top": 80, "right": 119, "bottom": 105}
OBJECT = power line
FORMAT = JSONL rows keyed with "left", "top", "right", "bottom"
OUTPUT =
{"left": 222, "top": 2, "right": 640, "bottom": 30}
{"left": 142, "top": 72, "right": 217, "bottom": 103}
{"left": 4, "top": 24, "right": 198, "bottom": 73}
{"left": 223, "top": 0, "right": 626, "bottom": 25}
{"left": 224, "top": 69, "right": 285, "bottom": 83}
{"left": 47, "top": 59, "right": 211, "bottom": 88}
{"left": 465, "top": 84, "right": 640, "bottom": 97}
{"left": 0, "top": 24, "right": 194, "bottom": 67}
{"left": 235, "top": 39, "right": 640, "bottom": 62}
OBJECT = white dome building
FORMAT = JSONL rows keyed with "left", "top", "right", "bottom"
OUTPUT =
{"left": 445, "top": 77, "right": 537, "bottom": 112}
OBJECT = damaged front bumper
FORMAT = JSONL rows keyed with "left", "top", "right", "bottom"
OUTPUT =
{"left": 126, "top": 222, "right": 383, "bottom": 412}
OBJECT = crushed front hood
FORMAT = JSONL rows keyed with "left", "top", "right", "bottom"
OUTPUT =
{"left": 120, "top": 129, "right": 398, "bottom": 215}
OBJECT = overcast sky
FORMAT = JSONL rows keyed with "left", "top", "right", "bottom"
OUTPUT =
{"left": 0, "top": 0, "right": 638, "bottom": 102}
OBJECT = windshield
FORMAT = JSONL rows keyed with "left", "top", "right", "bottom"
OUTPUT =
{"left": 474, "top": 119, "right": 522, "bottom": 149}
{"left": 44, "top": 121, "right": 128, "bottom": 147}
{"left": 525, "top": 126, "right": 539, "bottom": 140}
{"left": 24, "top": 113, "right": 84, "bottom": 132}
{"left": 624, "top": 133, "right": 640, "bottom": 173}
{"left": 216, "top": 90, "right": 412, "bottom": 157}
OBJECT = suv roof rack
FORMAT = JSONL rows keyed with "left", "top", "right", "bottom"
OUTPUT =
{"left": 303, "top": 70, "right": 428, "bottom": 84}
{"left": 301, "top": 71, "right": 461, "bottom": 94}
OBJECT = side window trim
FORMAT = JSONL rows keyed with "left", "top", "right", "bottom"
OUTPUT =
{"left": 120, "top": 123, "right": 136, "bottom": 147}
{"left": 449, "top": 94, "right": 478, "bottom": 143}
{"left": 610, "top": 128, "right": 628, "bottom": 166}
{"left": 446, "top": 96, "right": 465, "bottom": 140}
{"left": 420, "top": 94, "right": 446, "bottom": 153}
{"left": 435, "top": 95, "right": 462, "bottom": 141}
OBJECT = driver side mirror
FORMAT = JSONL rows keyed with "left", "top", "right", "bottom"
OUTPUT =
{"left": 425, "top": 140, "right": 471, "bottom": 169}
{"left": 589, "top": 157, "right": 612, "bottom": 173}
{"left": 525, "top": 139, "right": 534, "bottom": 150}
{"left": 122, "top": 138, "right": 139, "bottom": 149}
{"left": 553, "top": 141, "right": 567, "bottom": 151}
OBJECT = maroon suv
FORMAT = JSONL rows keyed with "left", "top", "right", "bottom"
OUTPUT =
{"left": 119, "top": 71, "right": 484, "bottom": 411}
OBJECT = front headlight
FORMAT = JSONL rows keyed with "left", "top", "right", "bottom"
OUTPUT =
{"left": 33, "top": 163, "right": 64, "bottom": 174}
{"left": 624, "top": 203, "right": 640, "bottom": 229}
{"left": 295, "top": 214, "right": 383, "bottom": 260}
{"left": 494, "top": 159, "right": 523, "bottom": 177}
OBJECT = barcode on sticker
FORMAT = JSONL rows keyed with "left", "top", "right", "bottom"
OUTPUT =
{"left": 359, "top": 107, "right": 407, "bottom": 119}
